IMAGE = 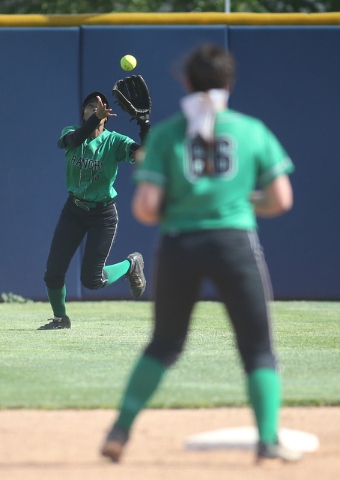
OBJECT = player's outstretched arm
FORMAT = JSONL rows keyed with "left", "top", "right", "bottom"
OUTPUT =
{"left": 251, "top": 174, "right": 293, "bottom": 218}
{"left": 59, "top": 115, "right": 101, "bottom": 148}
{"left": 113, "top": 75, "right": 151, "bottom": 144}
{"left": 58, "top": 96, "right": 117, "bottom": 149}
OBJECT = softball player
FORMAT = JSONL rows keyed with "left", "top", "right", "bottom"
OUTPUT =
{"left": 101, "top": 44, "right": 301, "bottom": 463}
{"left": 38, "top": 92, "right": 146, "bottom": 330}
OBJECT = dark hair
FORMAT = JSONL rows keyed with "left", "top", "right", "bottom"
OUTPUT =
{"left": 184, "top": 44, "right": 235, "bottom": 92}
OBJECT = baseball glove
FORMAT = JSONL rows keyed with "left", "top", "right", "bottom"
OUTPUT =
{"left": 112, "top": 75, "right": 152, "bottom": 125}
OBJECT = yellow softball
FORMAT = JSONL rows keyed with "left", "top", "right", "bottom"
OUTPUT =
{"left": 120, "top": 55, "right": 137, "bottom": 71}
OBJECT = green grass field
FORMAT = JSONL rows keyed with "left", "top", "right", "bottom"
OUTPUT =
{"left": 0, "top": 300, "right": 339, "bottom": 409}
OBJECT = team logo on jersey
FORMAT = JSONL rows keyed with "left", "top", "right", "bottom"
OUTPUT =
{"left": 184, "top": 134, "right": 237, "bottom": 182}
{"left": 70, "top": 155, "right": 103, "bottom": 171}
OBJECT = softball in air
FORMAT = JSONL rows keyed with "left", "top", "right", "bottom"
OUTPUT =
{"left": 120, "top": 55, "right": 137, "bottom": 71}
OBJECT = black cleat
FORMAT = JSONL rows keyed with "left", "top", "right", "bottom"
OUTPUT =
{"left": 256, "top": 440, "right": 303, "bottom": 463}
{"left": 101, "top": 426, "right": 129, "bottom": 463}
{"left": 37, "top": 315, "right": 71, "bottom": 330}
{"left": 126, "top": 252, "right": 146, "bottom": 298}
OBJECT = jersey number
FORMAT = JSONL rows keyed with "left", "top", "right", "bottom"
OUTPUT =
{"left": 186, "top": 136, "right": 236, "bottom": 180}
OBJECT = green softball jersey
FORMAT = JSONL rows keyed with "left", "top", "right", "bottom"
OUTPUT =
{"left": 57, "top": 126, "right": 134, "bottom": 202}
{"left": 134, "top": 109, "right": 294, "bottom": 233}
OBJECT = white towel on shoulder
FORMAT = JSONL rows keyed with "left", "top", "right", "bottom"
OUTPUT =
{"left": 180, "top": 89, "right": 229, "bottom": 142}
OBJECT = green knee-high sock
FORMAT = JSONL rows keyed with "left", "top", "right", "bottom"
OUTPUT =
{"left": 247, "top": 368, "right": 281, "bottom": 444}
{"left": 46, "top": 285, "right": 66, "bottom": 317}
{"left": 115, "top": 355, "right": 166, "bottom": 432}
{"left": 103, "top": 260, "right": 130, "bottom": 286}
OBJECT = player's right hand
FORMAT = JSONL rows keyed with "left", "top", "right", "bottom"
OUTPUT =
{"left": 95, "top": 96, "right": 117, "bottom": 120}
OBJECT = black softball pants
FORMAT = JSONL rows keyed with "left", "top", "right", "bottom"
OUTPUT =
{"left": 44, "top": 197, "right": 118, "bottom": 290}
{"left": 144, "top": 229, "right": 276, "bottom": 374}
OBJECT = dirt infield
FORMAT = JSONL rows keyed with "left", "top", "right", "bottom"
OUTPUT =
{"left": 0, "top": 407, "right": 339, "bottom": 480}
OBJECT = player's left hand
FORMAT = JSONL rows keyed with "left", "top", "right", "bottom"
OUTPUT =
{"left": 95, "top": 96, "right": 117, "bottom": 120}
{"left": 112, "top": 75, "right": 151, "bottom": 125}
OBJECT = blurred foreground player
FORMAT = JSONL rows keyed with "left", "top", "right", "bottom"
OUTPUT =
{"left": 101, "top": 44, "right": 302, "bottom": 463}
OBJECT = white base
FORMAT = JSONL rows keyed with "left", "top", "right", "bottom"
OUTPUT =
{"left": 185, "top": 426, "right": 319, "bottom": 452}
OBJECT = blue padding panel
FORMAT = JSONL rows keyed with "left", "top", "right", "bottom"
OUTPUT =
{"left": 229, "top": 27, "right": 340, "bottom": 298}
{"left": 1, "top": 26, "right": 338, "bottom": 301}
{"left": 0, "top": 28, "right": 81, "bottom": 300}
{"left": 80, "top": 26, "right": 227, "bottom": 299}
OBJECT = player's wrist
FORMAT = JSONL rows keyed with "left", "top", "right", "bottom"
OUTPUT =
{"left": 95, "top": 112, "right": 105, "bottom": 120}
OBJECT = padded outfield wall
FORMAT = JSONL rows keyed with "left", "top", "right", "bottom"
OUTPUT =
{"left": 0, "top": 14, "right": 339, "bottom": 300}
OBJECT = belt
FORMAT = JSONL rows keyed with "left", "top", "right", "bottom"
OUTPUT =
{"left": 70, "top": 196, "right": 114, "bottom": 211}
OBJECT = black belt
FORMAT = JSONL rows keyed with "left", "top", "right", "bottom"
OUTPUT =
{"left": 69, "top": 196, "right": 115, "bottom": 211}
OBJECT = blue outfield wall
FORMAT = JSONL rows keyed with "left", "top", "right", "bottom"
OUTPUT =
{"left": 0, "top": 25, "right": 339, "bottom": 301}
{"left": 228, "top": 26, "right": 340, "bottom": 299}
{"left": 0, "top": 28, "right": 82, "bottom": 300}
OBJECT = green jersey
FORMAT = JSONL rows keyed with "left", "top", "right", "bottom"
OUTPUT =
{"left": 135, "top": 109, "right": 294, "bottom": 234}
{"left": 57, "top": 126, "right": 134, "bottom": 202}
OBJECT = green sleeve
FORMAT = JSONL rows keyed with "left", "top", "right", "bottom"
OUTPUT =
{"left": 110, "top": 132, "right": 135, "bottom": 163}
{"left": 57, "top": 125, "right": 78, "bottom": 149}
{"left": 256, "top": 122, "right": 295, "bottom": 187}
{"left": 133, "top": 125, "right": 168, "bottom": 186}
